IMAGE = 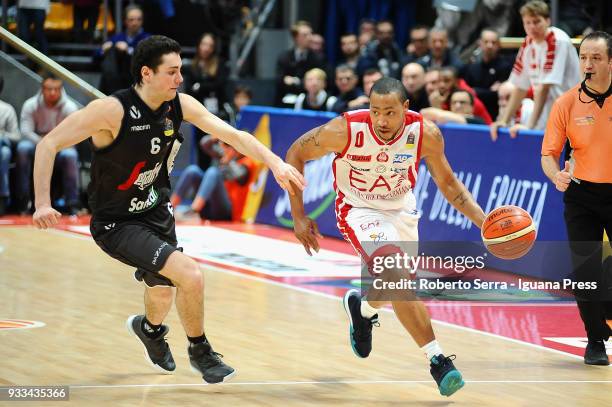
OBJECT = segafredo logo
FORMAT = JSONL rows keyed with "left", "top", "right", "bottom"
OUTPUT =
{"left": 134, "top": 162, "right": 163, "bottom": 190}
{"left": 129, "top": 105, "right": 141, "bottom": 119}
{"left": 274, "top": 153, "right": 335, "bottom": 226}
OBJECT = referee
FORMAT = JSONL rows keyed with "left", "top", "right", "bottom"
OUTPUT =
{"left": 541, "top": 31, "right": 612, "bottom": 366}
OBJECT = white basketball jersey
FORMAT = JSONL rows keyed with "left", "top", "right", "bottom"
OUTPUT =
{"left": 333, "top": 109, "right": 423, "bottom": 212}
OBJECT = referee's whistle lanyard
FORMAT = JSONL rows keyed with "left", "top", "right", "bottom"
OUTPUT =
{"left": 570, "top": 74, "right": 612, "bottom": 185}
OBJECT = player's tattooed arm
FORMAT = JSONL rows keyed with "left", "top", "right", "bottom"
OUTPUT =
{"left": 421, "top": 119, "right": 486, "bottom": 227}
{"left": 287, "top": 116, "right": 348, "bottom": 164}
{"left": 299, "top": 126, "right": 322, "bottom": 148}
{"left": 286, "top": 116, "right": 348, "bottom": 253}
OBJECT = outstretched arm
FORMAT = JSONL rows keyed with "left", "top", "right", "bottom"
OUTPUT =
{"left": 180, "top": 93, "right": 305, "bottom": 195}
{"left": 420, "top": 119, "right": 486, "bottom": 228}
{"left": 285, "top": 116, "right": 348, "bottom": 254}
{"left": 421, "top": 107, "right": 468, "bottom": 125}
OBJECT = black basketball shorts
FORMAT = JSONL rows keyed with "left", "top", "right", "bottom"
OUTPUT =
{"left": 90, "top": 201, "right": 180, "bottom": 287}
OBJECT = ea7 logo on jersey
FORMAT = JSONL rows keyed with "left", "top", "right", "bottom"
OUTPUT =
{"left": 393, "top": 153, "right": 413, "bottom": 164}
{"left": 129, "top": 105, "right": 141, "bottom": 119}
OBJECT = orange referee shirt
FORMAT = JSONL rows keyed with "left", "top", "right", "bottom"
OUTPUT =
{"left": 542, "top": 83, "right": 612, "bottom": 183}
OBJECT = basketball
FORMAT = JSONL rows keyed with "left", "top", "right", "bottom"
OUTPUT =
{"left": 481, "top": 205, "right": 537, "bottom": 260}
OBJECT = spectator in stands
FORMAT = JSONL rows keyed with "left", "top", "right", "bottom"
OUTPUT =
{"left": 357, "top": 20, "right": 403, "bottom": 78}
{"left": 17, "top": 0, "right": 49, "bottom": 55}
{"left": 71, "top": 0, "right": 101, "bottom": 43}
{"left": 491, "top": 0, "right": 580, "bottom": 138}
{"left": 294, "top": 68, "right": 337, "bottom": 112}
{"left": 358, "top": 19, "right": 376, "bottom": 50}
{"left": 331, "top": 65, "right": 364, "bottom": 113}
{"left": 429, "top": 66, "right": 492, "bottom": 124}
{"left": 96, "top": 4, "right": 150, "bottom": 94}
{"left": 497, "top": 81, "right": 534, "bottom": 134}
{"left": 17, "top": 73, "right": 80, "bottom": 214}
{"left": 275, "top": 21, "right": 325, "bottom": 107}
{"left": 183, "top": 33, "right": 227, "bottom": 119}
{"left": 421, "top": 89, "right": 486, "bottom": 125}
{"left": 170, "top": 138, "right": 256, "bottom": 222}
{"left": 417, "top": 29, "right": 462, "bottom": 71}
{"left": 401, "top": 25, "right": 430, "bottom": 66}
{"left": 309, "top": 33, "right": 326, "bottom": 61}
{"left": 221, "top": 85, "right": 252, "bottom": 128}
{"left": 433, "top": 0, "right": 518, "bottom": 52}
{"left": 183, "top": 32, "right": 228, "bottom": 170}
{"left": 424, "top": 67, "right": 441, "bottom": 98}
{"left": 338, "top": 33, "right": 360, "bottom": 72}
{"left": 350, "top": 68, "right": 383, "bottom": 110}
{"left": 0, "top": 76, "right": 20, "bottom": 215}
{"left": 401, "top": 62, "right": 429, "bottom": 112}
{"left": 558, "top": 0, "right": 600, "bottom": 37}
{"left": 461, "top": 28, "right": 513, "bottom": 120}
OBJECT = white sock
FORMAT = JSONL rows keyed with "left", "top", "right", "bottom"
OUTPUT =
{"left": 421, "top": 340, "right": 443, "bottom": 361}
{"left": 360, "top": 299, "right": 378, "bottom": 319}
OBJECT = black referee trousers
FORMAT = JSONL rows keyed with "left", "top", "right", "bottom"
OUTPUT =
{"left": 564, "top": 180, "right": 612, "bottom": 341}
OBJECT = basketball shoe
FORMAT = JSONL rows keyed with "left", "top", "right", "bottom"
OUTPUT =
{"left": 584, "top": 340, "right": 610, "bottom": 365}
{"left": 343, "top": 289, "right": 379, "bottom": 358}
{"left": 188, "top": 341, "right": 235, "bottom": 383}
{"left": 430, "top": 354, "right": 465, "bottom": 396}
{"left": 126, "top": 315, "right": 176, "bottom": 373}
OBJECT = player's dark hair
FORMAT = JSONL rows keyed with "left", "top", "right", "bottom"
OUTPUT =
{"left": 131, "top": 35, "right": 181, "bottom": 85}
{"left": 41, "top": 71, "right": 59, "bottom": 83}
{"left": 370, "top": 77, "right": 408, "bottom": 104}
{"left": 580, "top": 31, "right": 612, "bottom": 59}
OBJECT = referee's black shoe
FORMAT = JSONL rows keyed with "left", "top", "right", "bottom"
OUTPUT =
{"left": 126, "top": 315, "right": 176, "bottom": 373}
{"left": 584, "top": 340, "right": 610, "bottom": 365}
{"left": 343, "top": 289, "right": 379, "bottom": 358}
{"left": 188, "top": 341, "right": 235, "bottom": 383}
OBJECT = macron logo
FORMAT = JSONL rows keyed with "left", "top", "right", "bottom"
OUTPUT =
{"left": 131, "top": 124, "right": 151, "bottom": 132}
{"left": 129, "top": 105, "right": 141, "bottom": 119}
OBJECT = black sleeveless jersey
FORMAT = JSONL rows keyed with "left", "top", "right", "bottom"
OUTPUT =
{"left": 88, "top": 87, "right": 183, "bottom": 221}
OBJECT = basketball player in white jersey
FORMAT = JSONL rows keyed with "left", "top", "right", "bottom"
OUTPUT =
{"left": 286, "top": 77, "right": 486, "bottom": 397}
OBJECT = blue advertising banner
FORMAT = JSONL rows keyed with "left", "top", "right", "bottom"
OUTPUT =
{"left": 238, "top": 107, "right": 341, "bottom": 238}
{"left": 238, "top": 107, "right": 572, "bottom": 280}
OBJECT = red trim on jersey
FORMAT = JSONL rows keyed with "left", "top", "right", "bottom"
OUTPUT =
{"left": 416, "top": 114, "right": 424, "bottom": 166}
{"left": 339, "top": 113, "right": 353, "bottom": 158}
{"left": 333, "top": 158, "right": 367, "bottom": 260}
{"left": 513, "top": 37, "right": 531, "bottom": 74}
{"left": 345, "top": 109, "right": 384, "bottom": 146}
{"left": 367, "top": 120, "right": 385, "bottom": 145}
{"left": 335, "top": 191, "right": 367, "bottom": 260}
{"left": 544, "top": 31, "right": 556, "bottom": 72}
{"left": 405, "top": 113, "right": 423, "bottom": 188}
{"left": 117, "top": 160, "right": 146, "bottom": 190}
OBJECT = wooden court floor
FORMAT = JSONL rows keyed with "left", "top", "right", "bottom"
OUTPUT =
{"left": 1, "top": 226, "right": 611, "bottom": 406}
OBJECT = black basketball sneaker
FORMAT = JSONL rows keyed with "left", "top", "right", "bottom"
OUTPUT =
{"left": 188, "top": 341, "right": 236, "bottom": 384}
{"left": 430, "top": 354, "right": 465, "bottom": 396}
{"left": 343, "top": 289, "right": 379, "bottom": 358}
{"left": 126, "top": 315, "right": 176, "bottom": 373}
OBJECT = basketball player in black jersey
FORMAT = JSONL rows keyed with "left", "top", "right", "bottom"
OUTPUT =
{"left": 31, "top": 36, "right": 306, "bottom": 384}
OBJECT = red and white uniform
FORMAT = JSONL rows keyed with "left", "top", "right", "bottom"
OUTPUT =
{"left": 509, "top": 27, "right": 580, "bottom": 130}
{"left": 334, "top": 109, "right": 423, "bottom": 265}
